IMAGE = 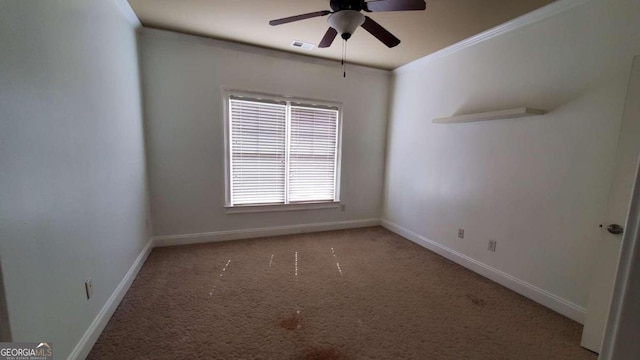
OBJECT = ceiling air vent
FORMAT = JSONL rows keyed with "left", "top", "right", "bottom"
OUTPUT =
{"left": 290, "top": 40, "right": 315, "bottom": 50}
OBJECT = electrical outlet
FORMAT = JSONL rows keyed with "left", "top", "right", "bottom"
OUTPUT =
{"left": 85, "top": 278, "right": 94, "bottom": 300}
{"left": 340, "top": 204, "right": 346, "bottom": 211}
{"left": 458, "top": 228, "right": 464, "bottom": 239}
{"left": 488, "top": 240, "right": 497, "bottom": 252}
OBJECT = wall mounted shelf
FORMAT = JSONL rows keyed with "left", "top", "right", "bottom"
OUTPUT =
{"left": 433, "top": 107, "right": 547, "bottom": 124}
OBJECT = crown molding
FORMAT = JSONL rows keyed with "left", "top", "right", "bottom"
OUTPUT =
{"left": 113, "top": 0, "right": 141, "bottom": 28}
{"left": 140, "top": 27, "right": 391, "bottom": 77}
{"left": 394, "top": 0, "right": 592, "bottom": 74}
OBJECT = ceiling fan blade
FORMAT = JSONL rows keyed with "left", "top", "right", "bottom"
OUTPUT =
{"left": 365, "top": 0, "right": 426, "bottom": 12}
{"left": 361, "top": 16, "right": 401, "bottom": 48}
{"left": 269, "top": 10, "right": 331, "bottom": 26}
{"left": 318, "top": 27, "right": 338, "bottom": 48}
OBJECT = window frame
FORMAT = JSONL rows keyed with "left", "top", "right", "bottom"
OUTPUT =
{"left": 223, "top": 89, "right": 343, "bottom": 213}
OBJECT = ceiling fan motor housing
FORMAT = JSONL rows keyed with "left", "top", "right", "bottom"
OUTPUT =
{"left": 330, "top": 0, "right": 367, "bottom": 12}
{"left": 328, "top": 10, "right": 365, "bottom": 40}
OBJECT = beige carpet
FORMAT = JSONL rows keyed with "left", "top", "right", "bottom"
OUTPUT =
{"left": 88, "top": 227, "right": 596, "bottom": 359}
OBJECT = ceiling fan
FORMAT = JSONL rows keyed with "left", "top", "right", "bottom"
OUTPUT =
{"left": 269, "top": 0, "right": 427, "bottom": 49}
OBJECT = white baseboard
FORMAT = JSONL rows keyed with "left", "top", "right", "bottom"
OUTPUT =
{"left": 68, "top": 217, "right": 583, "bottom": 359}
{"left": 67, "top": 239, "right": 153, "bottom": 360}
{"left": 381, "top": 219, "right": 586, "bottom": 324}
{"left": 66, "top": 219, "right": 377, "bottom": 359}
{"left": 153, "top": 218, "right": 381, "bottom": 247}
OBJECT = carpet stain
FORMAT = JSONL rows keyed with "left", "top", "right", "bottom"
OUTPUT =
{"left": 280, "top": 316, "right": 301, "bottom": 330}
{"left": 299, "top": 347, "right": 347, "bottom": 360}
{"left": 467, "top": 294, "right": 486, "bottom": 306}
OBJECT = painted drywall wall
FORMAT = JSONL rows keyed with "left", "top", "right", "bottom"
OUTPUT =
{"left": 140, "top": 29, "right": 389, "bottom": 238}
{"left": 383, "top": 0, "right": 640, "bottom": 313}
{"left": 0, "top": 1, "right": 148, "bottom": 358}
{"left": 0, "top": 263, "right": 10, "bottom": 341}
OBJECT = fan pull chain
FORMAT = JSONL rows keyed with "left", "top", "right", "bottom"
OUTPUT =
{"left": 344, "top": 41, "right": 347, "bottom": 78}
{"left": 341, "top": 40, "right": 344, "bottom": 73}
{"left": 341, "top": 40, "right": 347, "bottom": 78}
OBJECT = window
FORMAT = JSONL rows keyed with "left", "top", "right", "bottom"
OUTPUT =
{"left": 226, "top": 92, "right": 341, "bottom": 208}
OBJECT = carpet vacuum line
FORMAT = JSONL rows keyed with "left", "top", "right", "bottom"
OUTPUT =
{"left": 209, "top": 259, "right": 231, "bottom": 296}
{"left": 331, "top": 247, "right": 343, "bottom": 276}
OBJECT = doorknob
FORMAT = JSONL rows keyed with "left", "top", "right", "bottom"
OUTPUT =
{"left": 607, "top": 224, "right": 624, "bottom": 235}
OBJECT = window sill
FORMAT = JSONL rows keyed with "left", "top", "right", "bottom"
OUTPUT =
{"left": 225, "top": 201, "right": 341, "bottom": 214}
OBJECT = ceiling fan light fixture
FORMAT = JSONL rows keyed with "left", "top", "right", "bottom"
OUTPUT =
{"left": 327, "top": 10, "right": 365, "bottom": 40}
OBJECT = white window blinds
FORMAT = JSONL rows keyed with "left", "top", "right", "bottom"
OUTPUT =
{"left": 228, "top": 95, "right": 340, "bottom": 207}
{"left": 229, "top": 99, "right": 287, "bottom": 205}
{"left": 289, "top": 106, "right": 339, "bottom": 202}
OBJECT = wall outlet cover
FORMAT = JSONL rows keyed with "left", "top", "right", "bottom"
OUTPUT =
{"left": 458, "top": 229, "right": 464, "bottom": 239}
{"left": 85, "top": 278, "right": 93, "bottom": 300}
{"left": 488, "top": 240, "right": 497, "bottom": 252}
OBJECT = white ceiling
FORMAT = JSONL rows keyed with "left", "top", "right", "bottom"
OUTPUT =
{"left": 128, "top": 0, "right": 555, "bottom": 70}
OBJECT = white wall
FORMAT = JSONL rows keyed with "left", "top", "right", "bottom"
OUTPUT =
{"left": 140, "top": 29, "right": 389, "bottom": 238}
{"left": 0, "top": 264, "right": 9, "bottom": 341}
{"left": 383, "top": 0, "right": 640, "bottom": 317}
{"left": 0, "top": 1, "right": 148, "bottom": 358}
